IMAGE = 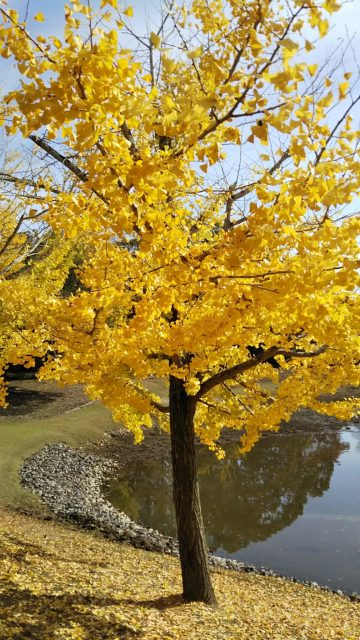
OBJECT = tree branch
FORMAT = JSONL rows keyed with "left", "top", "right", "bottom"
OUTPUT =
{"left": 195, "top": 344, "right": 327, "bottom": 399}
{"left": 29, "top": 135, "right": 108, "bottom": 205}
{"left": 0, "top": 171, "right": 61, "bottom": 195}
{"left": 0, "top": 213, "right": 26, "bottom": 261}
{"left": 231, "top": 149, "right": 290, "bottom": 202}
{"left": 195, "top": 346, "right": 279, "bottom": 399}
{"left": 29, "top": 135, "right": 87, "bottom": 181}
{"left": 315, "top": 93, "right": 360, "bottom": 165}
{"left": 0, "top": 8, "right": 56, "bottom": 64}
{"left": 277, "top": 345, "right": 327, "bottom": 359}
{"left": 150, "top": 399, "right": 170, "bottom": 413}
{"left": 184, "top": 6, "right": 305, "bottom": 150}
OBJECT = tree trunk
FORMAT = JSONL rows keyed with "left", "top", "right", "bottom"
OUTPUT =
{"left": 169, "top": 375, "right": 216, "bottom": 605}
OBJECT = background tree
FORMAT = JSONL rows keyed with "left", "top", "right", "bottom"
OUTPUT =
{"left": 0, "top": 149, "right": 74, "bottom": 402}
{"left": 0, "top": 0, "right": 359, "bottom": 605}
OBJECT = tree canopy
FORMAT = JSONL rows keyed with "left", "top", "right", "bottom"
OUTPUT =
{"left": 1, "top": 0, "right": 358, "bottom": 450}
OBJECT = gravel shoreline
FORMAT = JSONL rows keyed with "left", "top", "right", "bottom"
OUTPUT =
{"left": 19, "top": 442, "right": 360, "bottom": 603}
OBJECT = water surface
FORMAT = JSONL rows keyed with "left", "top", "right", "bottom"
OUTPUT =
{"left": 106, "top": 428, "right": 360, "bottom": 593}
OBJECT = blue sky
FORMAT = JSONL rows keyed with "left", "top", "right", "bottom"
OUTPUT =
{"left": 3, "top": 0, "right": 360, "bottom": 53}
{"left": 1, "top": 0, "right": 359, "bottom": 89}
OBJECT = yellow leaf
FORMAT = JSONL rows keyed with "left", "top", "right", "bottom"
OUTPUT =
{"left": 100, "top": 0, "right": 118, "bottom": 7}
{"left": 318, "top": 18, "right": 329, "bottom": 37}
{"left": 249, "top": 29, "right": 262, "bottom": 51}
{"left": 33, "top": 12, "right": 45, "bottom": 22}
{"left": 150, "top": 32, "right": 161, "bottom": 48}
{"left": 187, "top": 46, "right": 202, "bottom": 59}
{"left": 223, "top": 127, "right": 241, "bottom": 144}
{"left": 279, "top": 38, "right": 299, "bottom": 55}
{"left": 251, "top": 122, "right": 268, "bottom": 145}
{"left": 162, "top": 57, "right": 176, "bottom": 74}
{"left": 163, "top": 95, "right": 175, "bottom": 109}
{"left": 338, "top": 81, "right": 349, "bottom": 100}
{"left": 123, "top": 6, "right": 133, "bottom": 17}
{"left": 127, "top": 116, "right": 139, "bottom": 128}
{"left": 308, "top": 64, "right": 317, "bottom": 77}
{"left": 324, "top": 0, "right": 341, "bottom": 12}
{"left": 200, "top": 163, "right": 208, "bottom": 173}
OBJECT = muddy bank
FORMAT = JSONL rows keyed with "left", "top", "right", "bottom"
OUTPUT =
{"left": 0, "top": 380, "right": 90, "bottom": 421}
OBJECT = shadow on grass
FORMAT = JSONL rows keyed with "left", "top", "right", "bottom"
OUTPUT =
{"left": 0, "top": 586, "right": 143, "bottom": 639}
{"left": 0, "top": 386, "right": 60, "bottom": 417}
{"left": 1, "top": 534, "right": 116, "bottom": 569}
{"left": 122, "top": 594, "right": 185, "bottom": 609}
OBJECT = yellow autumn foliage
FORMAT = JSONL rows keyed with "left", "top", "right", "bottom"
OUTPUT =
{"left": 0, "top": 0, "right": 359, "bottom": 451}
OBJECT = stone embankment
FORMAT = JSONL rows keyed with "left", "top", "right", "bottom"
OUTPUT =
{"left": 20, "top": 443, "right": 177, "bottom": 554}
{"left": 20, "top": 442, "right": 360, "bottom": 601}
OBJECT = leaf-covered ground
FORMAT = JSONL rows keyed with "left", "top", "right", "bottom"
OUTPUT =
{"left": 0, "top": 506, "right": 359, "bottom": 640}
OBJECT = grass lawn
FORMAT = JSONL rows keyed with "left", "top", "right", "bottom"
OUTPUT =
{"left": 0, "top": 402, "right": 114, "bottom": 512}
{"left": 0, "top": 505, "right": 359, "bottom": 640}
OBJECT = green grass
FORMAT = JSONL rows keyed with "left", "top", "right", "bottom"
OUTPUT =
{"left": 0, "top": 376, "right": 170, "bottom": 513}
{"left": 0, "top": 402, "right": 114, "bottom": 511}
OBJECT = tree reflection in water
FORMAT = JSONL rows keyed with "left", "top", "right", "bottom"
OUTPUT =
{"left": 106, "top": 432, "right": 347, "bottom": 553}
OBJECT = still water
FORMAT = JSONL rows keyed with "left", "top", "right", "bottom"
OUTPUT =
{"left": 106, "top": 428, "right": 360, "bottom": 593}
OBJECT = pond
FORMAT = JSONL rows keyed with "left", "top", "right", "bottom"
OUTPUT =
{"left": 105, "top": 428, "right": 360, "bottom": 594}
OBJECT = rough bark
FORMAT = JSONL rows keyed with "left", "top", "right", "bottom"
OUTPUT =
{"left": 169, "top": 375, "right": 216, "bottom": 605}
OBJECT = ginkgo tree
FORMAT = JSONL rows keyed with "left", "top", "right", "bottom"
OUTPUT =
{"left": 1, "top": 0, "right": 359, "bottom": 605}
{"left": 0, "top": 149, "right": 75, "bottom": 404}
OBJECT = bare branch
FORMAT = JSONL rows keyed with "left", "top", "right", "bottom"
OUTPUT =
{"left": 231, "top": 100, "right": 289, "bottom": 119}
{"left": 315, "top": 93, "right": 360, "bottom": 165}
{"left": 232, "top": 149, "right": 290, "bottom": 202}
{"left": 29, "top": 135, "right": 87, "bottom": 181}
{"left": 0, "top": 171, "right": 61, "bottom": 195}
{"left": 221, "top": 381, "right": 254, "bottom": 415}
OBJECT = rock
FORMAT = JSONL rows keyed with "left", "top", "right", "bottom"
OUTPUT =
{"left": 244, "top": 565, "right": 256, "bottom": 573}
{"left": 19, "top": 443, "right": 178, "bottom": 556}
